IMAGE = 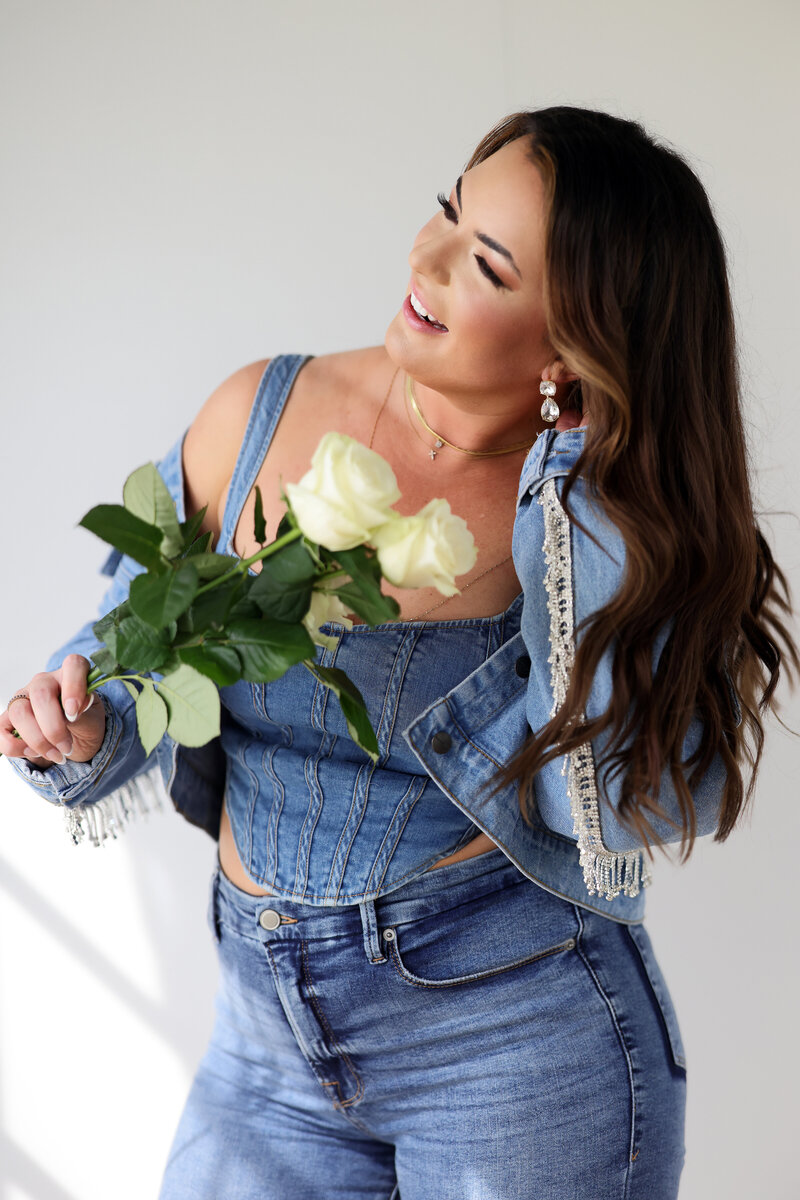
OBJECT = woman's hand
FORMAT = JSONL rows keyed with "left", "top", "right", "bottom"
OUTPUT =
{"left": 0, "top": 654, "right": 106, "bottom": 768}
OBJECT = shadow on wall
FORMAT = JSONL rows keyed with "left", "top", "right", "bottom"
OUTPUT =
{"left": 0, "top": 794, "right": 219, "bottom": 1200}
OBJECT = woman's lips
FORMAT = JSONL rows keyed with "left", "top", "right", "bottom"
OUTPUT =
{"left": 403, "top": 294, "right": 449, "bottom": 334}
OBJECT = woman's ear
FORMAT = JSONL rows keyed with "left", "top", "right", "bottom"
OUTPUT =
{"left": 542, "top": 360, "right": 580, "bottom": 386}
{"left": 543, "top": 361, "right": 588, "bottom": 431}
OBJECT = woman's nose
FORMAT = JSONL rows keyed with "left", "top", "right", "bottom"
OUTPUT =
{"left": 408, "top": 231, "right": 450, "bottom": 284}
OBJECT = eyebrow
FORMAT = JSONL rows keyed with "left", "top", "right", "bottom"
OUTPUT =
{"left": 454, "top": 174, "right": 522, "bottom": 280}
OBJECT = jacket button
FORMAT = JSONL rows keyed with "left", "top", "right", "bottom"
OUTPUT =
{"left": 430, "top": 730, "right": 452, "bottom": 754}
{"left": 258, "top": 909, "right": 281, "bottom": 931}
{"left": 515, "top": 654, "right": 531, "bottom": 678}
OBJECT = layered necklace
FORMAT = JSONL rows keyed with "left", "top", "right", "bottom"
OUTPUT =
{"left": 404, "top": 374, "right": 536, "bottom": 461}
{"left": 367, "top": 368, "right": 522, "bottom": 619}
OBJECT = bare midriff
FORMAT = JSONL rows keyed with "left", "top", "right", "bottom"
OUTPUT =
{"left": 218, "top": 801, "right": 499, "bottom": 896}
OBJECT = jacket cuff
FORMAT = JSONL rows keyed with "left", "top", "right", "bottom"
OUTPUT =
{"left": 3, "top": 692, "right": 121, "bottom": 807}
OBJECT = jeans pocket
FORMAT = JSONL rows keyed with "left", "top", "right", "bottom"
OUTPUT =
{"left": 625, "top": 921, "right": 687, "bottom": 1070}
{"left": 206, "top": 867, "right": 221, "bottom": 945}
{"left": 382, "top": 879, "right": 577, "bottom": 988}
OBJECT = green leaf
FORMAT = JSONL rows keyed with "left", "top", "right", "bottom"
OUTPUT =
{"left": 135, "top": 679, "right": 169, "bottom": 755}
{"left": 327, "top": 545, "right": 398, "bottom": 625}
{"left": 123, "top": 463, "right": 183, "bottom": 558}
{"left": 183, "top": 575, "right": 247, "bottom": 634}
{"left": 154, "top": 665, "right": 221, "bottom": 747}
{"left": 227, "top": 595, "right": 262, "bottom": 621}
{"left": 227, "top": 617, "right": 315, "bottom": 683}
{"left": 180, "top": 505, "right": 207, "bottom": 549}
{"left": 121, "top": 679, "right": 140, "bottom": 701}
{"left": 92, "top": 603, "right": 131, "bottom": 657}
{"left": 275, "top": 509, "right": 295, "bottom": 540}
{"left": 116, "top": 613, "right": 173, "bottom": 671}
{"left": 177, "top": 643, "right": 242, "bottom": 687}
{"left": 253, "top": 485, "right": 266, "bottom": 545}
{"left": 79, "top": 505, "right": 165, "bottom": 572}
{"left": 89, "top": 645, "right": 119, "bottom": 675}
{"left": 249, "top": 541, "right": 316, "bottom": 624}
{"left": 129, "top": 562, "right": 199, "bottom": 628}
{"left": 180, "top": 552, "right": 239, "bottom": 580}
{"left": 332, "top": 581, "right": 400, "bottom": 627}
{"left": 305, "top": 664, "right": 379, "bottom": 762}
{"left": 152, "top": 651, "right": 183, "bottom": 678}
{"left": 185, "top": 531, "right": 213, "bottom": 556}
{"left": 334, "top": 544, "right": 383, "bottom": 588}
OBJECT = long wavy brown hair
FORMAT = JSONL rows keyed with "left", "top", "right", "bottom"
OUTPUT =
{"left": 473, "top": 108, "right": 799, "bottom": 863}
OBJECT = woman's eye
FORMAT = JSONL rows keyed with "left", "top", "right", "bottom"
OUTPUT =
{"left": 435, "top": 192, "right": 505, "bottom": 290}
{"left": 475, "top": 255, "right": 505, "bottom": 289}
{"left": 436, "top": 192, "right": 458, "bottom": 223}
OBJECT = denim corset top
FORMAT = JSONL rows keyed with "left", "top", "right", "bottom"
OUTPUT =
{"left": 214, "top": 355, "right": 523, "bottom": 905}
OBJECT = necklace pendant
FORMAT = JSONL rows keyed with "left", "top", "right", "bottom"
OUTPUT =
{"left": 429, "top": 437, "right": 443, "bottom": 460}
{"left": 429, "top": 447, "right": 437, "bottom": 461}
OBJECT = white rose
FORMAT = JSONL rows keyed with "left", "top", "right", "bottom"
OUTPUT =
{"left": 371, "top": 499, "right": 477, "bottom": 596}
{"left": 284, "top": 432, "right": 401, "bottom": 551}
{"left": 303, "top": 584, "right": 354, "bottom": 650}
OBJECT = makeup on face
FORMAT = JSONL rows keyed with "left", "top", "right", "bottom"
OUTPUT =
{"left": 403, "top": 287, "right": 449, "bottom": 334}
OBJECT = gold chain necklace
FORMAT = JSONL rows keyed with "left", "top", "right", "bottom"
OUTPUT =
{"left": 406, "top": 375, "right": 535, "bottom": 461}
{"left": 413, "top": 552, "right": 514, "bottom": 618}
{"left": 368, "top": 365, "right": 515, "bottom": 620}
{"left": 368, "top": 366, "right": 400, "bottom": 451}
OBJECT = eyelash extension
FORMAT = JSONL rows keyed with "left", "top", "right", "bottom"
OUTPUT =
{"left": 436, "top": 191, "right": 506, "bottom": 290}
{"left": 436, "top": 191, "right": 457, "bottom": 222}
{"left": 475, "top": 255, "right": 504, "bottom": 289}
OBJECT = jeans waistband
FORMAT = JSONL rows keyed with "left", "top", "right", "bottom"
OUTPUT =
{"left": 212, "top": 846, "right": 533, "bottom": 953}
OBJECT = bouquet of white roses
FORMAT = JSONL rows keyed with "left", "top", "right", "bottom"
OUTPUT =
{"left": 57, "top": 432, "right": 476, "bottom": 764}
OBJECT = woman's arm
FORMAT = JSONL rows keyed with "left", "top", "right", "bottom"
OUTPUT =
{"left": 4, "top": 361, "right": 269, "bottom": 810}
{"left": 515, "top": 437, "right": 739, "bottom": 854}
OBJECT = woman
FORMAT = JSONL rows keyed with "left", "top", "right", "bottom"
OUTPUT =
{"left": 3, "top": 108, "right": 796, "bottom": 1199}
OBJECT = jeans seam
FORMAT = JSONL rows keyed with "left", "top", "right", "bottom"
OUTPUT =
{"left": 259, "top": 935, "right": 371, "bottom": 1137}
{"left": 384, "top": 934, "right": 576, "bottom": 989}
{"left": 571, "top": 905, "right": 637, "bottom": 1193}
{"left": 300, "top": 939, "right": 365, "bottom": 1108}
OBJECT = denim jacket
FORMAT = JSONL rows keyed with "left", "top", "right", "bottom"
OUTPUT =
{"left": 6, "top": 355, "right": 740, "bottom": 925}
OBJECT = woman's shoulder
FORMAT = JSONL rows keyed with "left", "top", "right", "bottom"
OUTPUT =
{"left": 181, "top": 359, "right": 272, "bottom": 547}
{"left": 298, "top": 345, "right": 392, "bottom": 396}
{"left": 180, "top": 347, "right": 387, "bottom": 547}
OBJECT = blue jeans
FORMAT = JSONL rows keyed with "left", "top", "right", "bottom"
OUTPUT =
{"left": 158, "top": 849, "right": 686, "bottom": 1199}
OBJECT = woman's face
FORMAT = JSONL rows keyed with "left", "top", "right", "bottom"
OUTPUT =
{"left": 385, "top": 136, "right": 554, "bottom": 409}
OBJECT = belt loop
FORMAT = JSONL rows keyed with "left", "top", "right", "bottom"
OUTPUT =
{"left": 359, "top": 897, "right": 387, "bottom": 964}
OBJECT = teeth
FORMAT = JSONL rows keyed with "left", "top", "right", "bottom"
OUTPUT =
{"left": 410, "top": 290, "right": 443, "bottom": 326}
{"left": 410, "top": 291, "right": 429, "bottom": 318}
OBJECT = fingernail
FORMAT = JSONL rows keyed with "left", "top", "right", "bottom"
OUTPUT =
{"left": 64, "top": 700, "right": 78, "bottom": 721}
{"left": 46, "top": 748, "right": 66, "bottom": 764}
{"left": 57, "top": 738, "right": 73, "bottom": 756}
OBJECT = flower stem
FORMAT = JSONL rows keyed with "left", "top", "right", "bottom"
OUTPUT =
{"left": 194, "top": 527, "right": 304, "bottom": 596}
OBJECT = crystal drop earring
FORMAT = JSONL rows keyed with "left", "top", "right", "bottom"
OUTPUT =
{"left": 540, "top": 379, "right": 559, "bottom": 423}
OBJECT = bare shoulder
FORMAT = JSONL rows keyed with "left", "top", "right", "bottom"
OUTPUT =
{"left": 181, "top": 348, "right": 387, "bottom": 547}
{"left": 261, "top": 345, "right": 393, "bottom": 457}
{"left": 181, "top": 358, "right": 270, "bottom": 546}
{"left": 293, "top": 345, "right": 391, "bottom": 403}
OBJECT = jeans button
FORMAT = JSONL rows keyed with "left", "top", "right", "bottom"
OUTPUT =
{"left": 258, "top": 908, "right": 281, "bottom": 931}
{"left": 515, "top": 654, "right": 531, "bottom": 678}
{"left": 431, "top": 730, "right": 452, "bottom": 754}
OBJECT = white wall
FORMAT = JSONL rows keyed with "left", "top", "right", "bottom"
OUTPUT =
{"left": 1, "top": 2, "right": 798, "bottom": 1196}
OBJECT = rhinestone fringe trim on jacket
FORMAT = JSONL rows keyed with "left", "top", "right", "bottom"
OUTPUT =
{"left": 63, "top": 761, "right": 166, "bottom": 847}
{"left": 538, "top": 477, "right": 652, "bottom": 900}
